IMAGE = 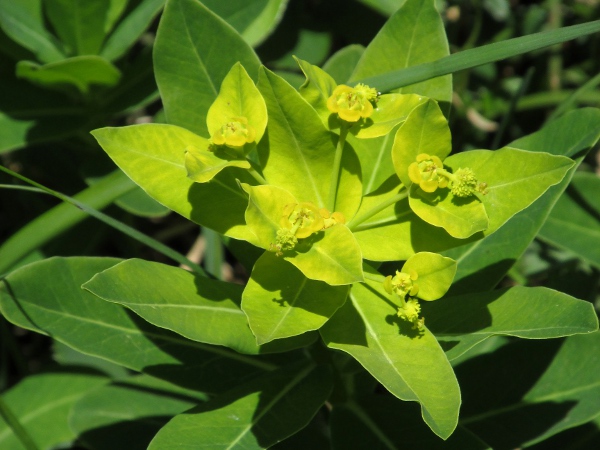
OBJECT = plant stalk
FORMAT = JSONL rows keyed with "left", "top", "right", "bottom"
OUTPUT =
{"left": 347, "top": 188, "right": 408, "bottom": 231}
{"left": 0, "top": 395, "right": 40, "bottom": 450}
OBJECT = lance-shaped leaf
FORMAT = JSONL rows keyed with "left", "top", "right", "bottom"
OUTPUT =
{"left": 242, "top": 252, "right": 349, "bottom": 344}
{"left": 423, "top": 286, "right": 599, "bottom": 361}
{"left": 206, "top": 62, "right": 268, "bottom": 144}
{"left": 154, "top": 0, "right": 261, "bottom": 136}
{"left": 83, "top": 259, "right": 315, "bottom": 354}
{"left": 444, "top": 147, "right": 575, "bottom": 235}
{"left": 402, "top": 252, "right": 457, "bottom": 301}
{"left": 257, "top": 67, "right": 363, "bottom": 220}
{"left": 70, "top": 375, "right": 208, "bottom": 450}
{"left": 185, "top": 144, "right": 251, "bottom": 183}
{"left": 92, "top": 124, "right": 259, "bottom": 243}
{"left": 148, "top": 364, "right": 333, "bottom": 449}
{"left": 320, "top": 269, "right": 461, "bottom": 439}
{"left": 457, "top": 333, "right": 600, "bottom": 447}
{"left": 0, "top": 371, "right": 107, "bottom": 450}
{"left": 349, "top": 0, "right": 452, "bottom": 107}
{"left": 297, "top": 57, "right": 338, "bottom": 128}
{"left": 0, "top": 257, "right": 274, "bottom": 392}
{"left": 16, "top": 56, "right": 121, "bottom": 94}
{"left": 243, "top": 184, "right": 364, "bottom": 285}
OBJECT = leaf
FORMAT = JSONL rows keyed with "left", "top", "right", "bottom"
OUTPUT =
{"left": 242, "top": 252, "right": 349, "bottom": 344}
{"left": 331, "top": 397, "right": 490, "bottom": 450}
{"left": 423, "top": 286, "right": 599, "bottom": 361}
{"left": 538, "top": 172, "right": 600, "bottom": 269}
{"left": 350, "top": 0, "right": 451, "bottom": 107}
{"left": 206, "top": 62, "right": 268, "bottom": 143}
{"left": 201, "top": 0, "right": 288, "bottom": 47}
{"left": 322, "top": 44, "right": 365, "bottom": 84}
{"left": 101, "top": 0, "right": 165, "bottom": 61}
{"left": 83, "top": 258, "right": 315, "bottom": 354}
{"left": 402, "top": 252, "right": 456, "bottom": 301}
{"left": 320, "top": 269, "right": 461, "bottom": 439}
{"left": 391, "top": 99, "right": 451, "bottom": 189}
{"left": 0, "top": 371, "right": 107, "bottom": 450}
{"left": 154, "top": 0, "right": 260, "bottom": 136}
{"left": 445, "top": 147, "right": 575, "bottom": 234}
{"left": 458, "top": 333, "right": 600, "bottom": 447}
{"left": 0, "top": 257, "right": 275, "bottom": 392}
{"left": 0, "top": 0, "right": 65, "bottom": 63}
{"left": 148, "top": 364, "right": 333, "bottom": 449}
{"left": 442, "top": 108, "right": 600, "bottom": 295}
{"left": 347, "top": 129, "right": 396, "bottom": 195}
{"left": 16, "top": 56, "right": 121, "bottom": 94}
{"left": 44, "top": 0, "right": 111, "bottom": 55}
{"left": 185, "top": 144, "right": 251, "bottom": 183}
{"left": 296, "top": 57, "right": 338, "bottom": 128}
{"left": 91, "top": 124, "right": 259, "bottom": 242}
{"left": 70, "top": 375, "right": 208, "bottom": 450}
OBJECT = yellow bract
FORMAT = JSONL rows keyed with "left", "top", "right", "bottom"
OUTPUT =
{"left": 408, "top": 153, "right": 448, "bottom": 193}
{"left": 326, "top": 83, "right": 378, "bottom": 122}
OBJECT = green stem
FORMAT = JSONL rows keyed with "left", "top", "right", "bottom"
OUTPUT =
{"left": 202, "top": 227, "right": 223, "bottom": 280}
{"left": 347, "top": 188, "right": 408, "bottom": 231}
{"left": 0, "top": 395, "right": 40, "bottom": 450}
{"left": 247, "top": 166, "right": 267, "bottom": 185}
{"left": 327, "top": 123, "right": 349, "bottom": 211}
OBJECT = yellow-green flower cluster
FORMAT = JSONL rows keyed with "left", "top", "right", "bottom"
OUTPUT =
{"left": 211, "top": 116, "right": 256, "bottom": 148}
{"left": 326, "top": 83, "right": 379, "bottom": 122}
{"left": 384, "top": 269, "right": 424, "bottom": 330}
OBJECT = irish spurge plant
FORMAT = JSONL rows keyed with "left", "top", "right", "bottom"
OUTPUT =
{"left": 1, "top": 0, "right": 600, "bottom": 448}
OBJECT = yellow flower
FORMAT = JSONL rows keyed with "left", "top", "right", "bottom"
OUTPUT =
{"left": 280, "top": 202, "right": 324, "bottom": 239}
{"left": 211, "top": 116, "right": 256, "bottom": 148}
{"left": 326, "top": 83, "right": 378, "bottom": 122}
{"left": 407, "top": 153, "right": 449, "bottom": 193}
{"left": 384, "top": 270, "right": 419, "bottom": 299}
{"left": 319, "top": 208, "right": 346, "bottom": 229}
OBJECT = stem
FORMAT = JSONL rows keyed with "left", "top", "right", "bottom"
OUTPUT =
{"left": 327, "top": 123, "right": 349, "bottom": 211}
{"left": 247, "top": 166, "right": 267, "bottom": 185}
{"left": 0, "top": 395, "right": 40, "bottom": 450}
{"left": 347, "top": 188, "right": 408, "bottom": 231}
{"left": 202, "top": 227, "right": 223, "bottom": 280}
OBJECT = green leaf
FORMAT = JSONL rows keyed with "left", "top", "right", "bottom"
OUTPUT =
{"left": 331, "top": 397, "right": 490, "bottom": 450}
{"left": 424, "top": 286, "right": 599, "bottom": 361}
{"left": 350, "top": 0, "right": 451, "bottom": 107}
{"left": 83, "top": 258, "right": 314, "bottom": 354}
{"left": 355, "top": 21, "right": 600, "bottom": 94}
{"left": 242, "top": 252, "right": 349, "bottom": 344}
{"left": 185, "top": 144, "right": 251, "bottom": 183}
{"left": 296, "top": 57, "right": 338, "bottom": 128}
{"left": 16, "top": 56, "right": 121, "bottom": 94}
{"left": 201, "top": 0, "right": 288, "bottom": 47}
{"left": 113, "top": 184, "right": 171, "bottom": 218}
{"left": 347, "top": 130, "right": 396, "bottom": 195}
{"left": 206, "top": 62, "right": 268, "bottom": 143}
{"left": 0, "top": 0, "right": 65, "bottom": 63}
{"left": 322, "top": 44, "right": 365, "bottom": 84}
{"left": 538, "top": 172, "right": 600, "bottom": 269}
{"left": 402, "top": 252, "right": 456, "bottom": 301}
{"left": 104, "top": 0, "right": 129, "bottom": 33}
{"left": 91, "top": 124, "right": 259, "bottom": 242}
{"left": 101, "top": 0, "right": 165, "bottom": 61}
{"left": 391, "top": 99, "right": 451, "bottom": 189}
{"left": 0, "top": 371, "right": 107, "bottom": 450}
{"left": 44, "top": 0, "right": 110, "bottom": 55}
{"left": 70, "top": 375, "right": 208, "bottom": 450}
{"left": 148, "top": 364, "right": 333, "bottom": 450}
{"left": 458, "top": 333, "right": 600, "bottom": 447}
{"left": 154, "top": 0, "right": 260, "bottom": 136}
{"left": 0, "top": 257, "right": 275, "bottom": 392}
{"left": 53, "top": 341, "right": 129, "bottom": 378}
{"left": 445, "top": 147, "right": 575, "bottom": 234}
{"left": 320, "top": 270, "right": 461, "bottom": 439}
{"left": 257, "top": 68, "right": 363, "bottom": 220}
{"left": 442, "top": 108, "right": 600, "bottom": 295}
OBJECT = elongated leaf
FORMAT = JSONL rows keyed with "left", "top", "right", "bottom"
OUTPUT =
{"left": 423, "top": 286, "right": 598, "bottom": 360}
{"left": 70, "top": 375, "right": 207, "bottom": 450}
{"left": 458, "top": 333, "right": 600, "bottom": 447}
{"left": 350, "top": 0, "right": 451, "bottom": 106}
{"left": 331, "top": 397, "right": 490, "bottom": 450}
{"left": 91, "top": 124, "right": 259, "bottom": 242}
{"left": 356, "top": 20, "right": 600, "bottom": 93}
{"left": 0, "top": 0, "right": 65, "bottom": 62}
{"left": 538, "top": 172, "right": 600, "bottom": 269}
{"left": 442, "top": 108, "right": 600, "bottom": 295}
{"left": 0, "top": 371, "right": 107, "bottom": 450}
{"left": 242, "top": 252, "right": 349, "bottom": 344}
{"left": 148, "top": 364, "right": 333, "bottom": 449}
{"left": 0, "top": 258, "right": 275, "bottom": 392}
{"left": 84, "top": 258, "right": 315, "bottom": 354}
{"left": 320, "top": 270, "right": 460, "bottom": 439}
{"left": 154, "top": 0, "right": 260, "bottom": 136}
{"left": 44, "top": 0, "right": 110, "bottom": 55}
{"left": 296, "top": 58, "right": 338, "bottom": 128}
{"left": 17, "top": 56, "right": 121, "bottom": 94}
{"left": 185, "top": 145, "right": 251, "bottom": 183}
{"left": 101, "top": 0, "right": 165, "bottom": 61}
